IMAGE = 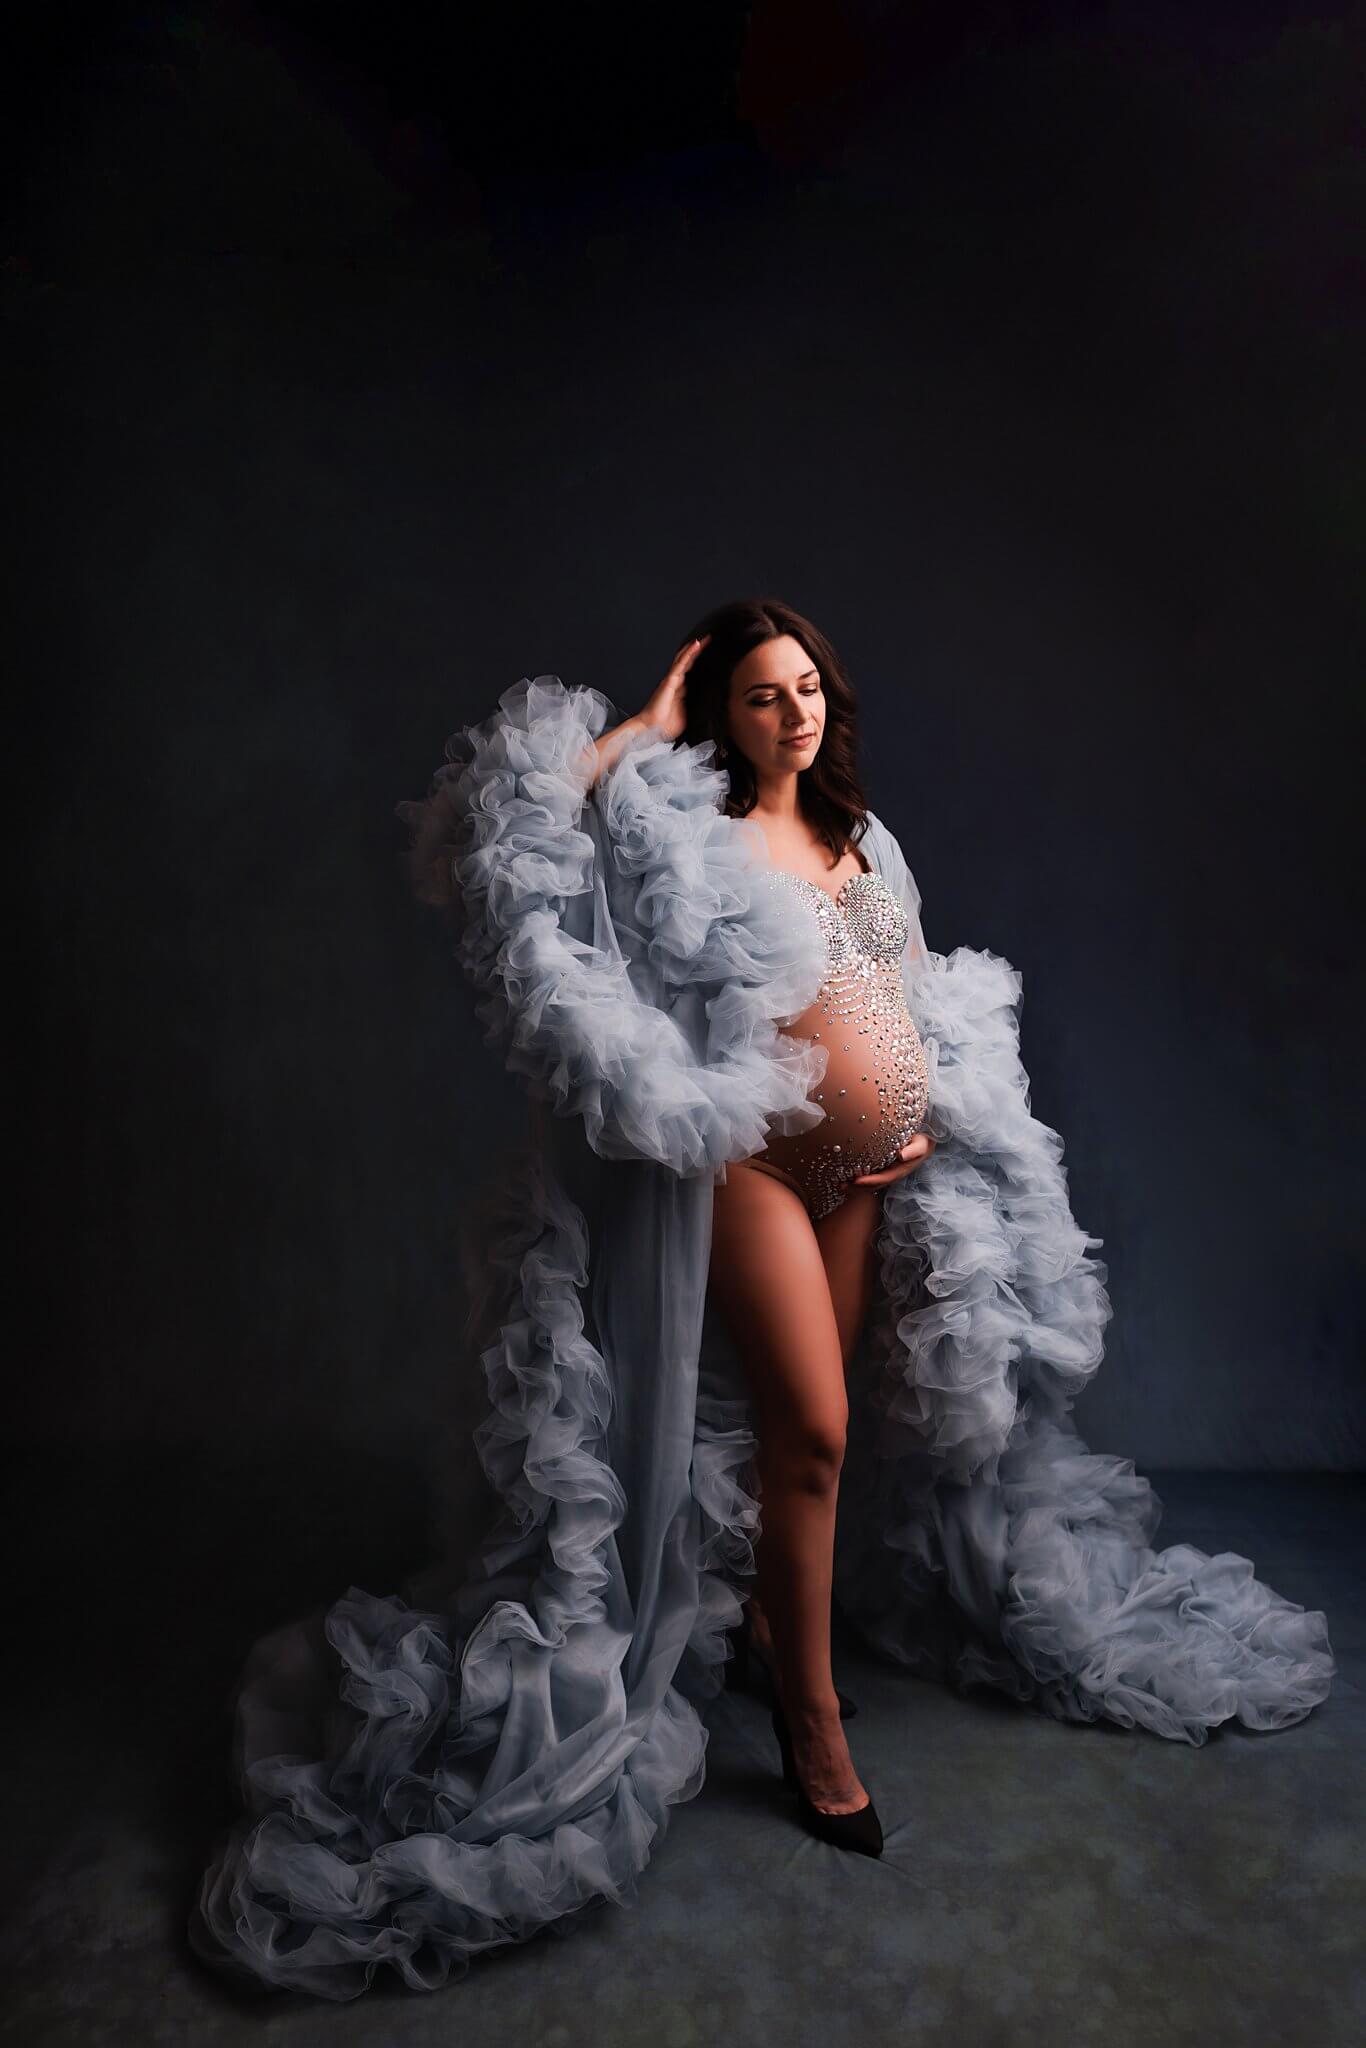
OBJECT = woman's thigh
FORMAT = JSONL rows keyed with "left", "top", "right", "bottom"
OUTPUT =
{"left": 813, "top": 1185, "right": 884, "bottom": 1370}
{"left": 708, "top": 1160, "right": 847, "bottom": 1452}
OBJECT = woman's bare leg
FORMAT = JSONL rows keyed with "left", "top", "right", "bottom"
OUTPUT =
{"left": 814, "top": 1182, "right": 884, "bottom": 1366}
{"left": 708, "top": 1161, "right": 868, "bottom": 1814}
{"left": 744, "top": 1183, "right": 882, "bottom": 1660}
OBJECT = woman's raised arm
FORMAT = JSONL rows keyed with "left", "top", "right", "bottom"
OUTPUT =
{"left": 585, "top": 633, "right": 711, "bottom": 785}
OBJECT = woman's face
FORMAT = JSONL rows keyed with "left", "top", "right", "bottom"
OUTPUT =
{"left": 726, "top": 634, "right": 825, "bottom": 777}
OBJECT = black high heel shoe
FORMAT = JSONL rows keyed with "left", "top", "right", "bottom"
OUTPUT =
{"left": 723, "top": 1616, "right": 859, "bottom": 1720}
{"left": 770, "top": 1699, "right": 884, "bottom": 1859}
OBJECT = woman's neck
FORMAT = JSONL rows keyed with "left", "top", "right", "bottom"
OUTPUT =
{"left": 748, "top": 771, "right": 804, "bottom": 824}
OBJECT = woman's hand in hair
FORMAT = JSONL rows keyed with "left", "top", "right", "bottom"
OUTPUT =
{"left": 639, "top": 633, "right": 711, "bottom": 742}
{"left": 851, "top": 1132, "right": 937, "bottom": 1187}
{"left": 587, "top": 635, "right": 711, "bottom": 785}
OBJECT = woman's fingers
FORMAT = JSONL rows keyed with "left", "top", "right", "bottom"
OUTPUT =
{"left": 643, "top": 634, "right": 711, "bottom": 742}
{"left": 670, "top": 632, "right": 710, "bottom": 678}
{"left": 851, "top": 1134, "right": 937, "bottom": 1186}
{"left": 655, "top": 635, "right": 711, "bottom": 724}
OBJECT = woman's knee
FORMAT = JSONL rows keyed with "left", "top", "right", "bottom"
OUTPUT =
{"left": 762, "top": 1409, "right": 848, "bottom": 1492}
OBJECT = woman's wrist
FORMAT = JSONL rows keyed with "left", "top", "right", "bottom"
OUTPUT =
{"left": 589, "top": 710, "right": 659, "bottom": 785}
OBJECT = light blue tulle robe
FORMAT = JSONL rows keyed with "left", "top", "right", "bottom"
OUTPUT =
{"left": 190, "top": 676, "right": 1336, "bottom": 2000}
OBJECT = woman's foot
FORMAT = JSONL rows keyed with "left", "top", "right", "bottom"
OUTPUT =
{"left": 774, "top": 1679, "right": 871, "bottom": 1817}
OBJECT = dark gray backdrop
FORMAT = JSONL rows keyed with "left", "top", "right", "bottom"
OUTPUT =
{"left": 11, "top": 5, "right": 1363, "bottom": 1631}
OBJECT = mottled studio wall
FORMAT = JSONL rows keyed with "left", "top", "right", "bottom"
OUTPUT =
{"left": 12, "top": 3, "right": 1362, "bottom": 1552}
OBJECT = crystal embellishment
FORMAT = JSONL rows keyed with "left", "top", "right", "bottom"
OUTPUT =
{"left": 751, "top": 864, "right": 931, "bottom": 1219}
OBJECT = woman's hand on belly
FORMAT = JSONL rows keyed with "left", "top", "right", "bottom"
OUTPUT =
{"left": 850, "top": 1132, "right": 938, "bottom": 1187}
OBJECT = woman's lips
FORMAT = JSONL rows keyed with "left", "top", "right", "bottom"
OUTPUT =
{"left": 781, "top": 732, "right": 816, "bottom": 748}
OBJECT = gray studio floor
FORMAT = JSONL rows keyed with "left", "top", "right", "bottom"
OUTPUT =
{"left": 4, "top": 1464, "right": 1362, "bottom": 2048}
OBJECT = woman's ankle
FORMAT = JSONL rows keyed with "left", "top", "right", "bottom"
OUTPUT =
{"left": 773, "top": 1672, "right": 843, "bottom": 1722}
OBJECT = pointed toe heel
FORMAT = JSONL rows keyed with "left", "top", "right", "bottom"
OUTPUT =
{"left": 769, "top": 1702, "right": 884, "bottom": 1860}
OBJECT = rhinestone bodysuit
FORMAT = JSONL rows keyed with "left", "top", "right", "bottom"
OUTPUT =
{"left": 745, "top": 861, "right": 931, "bottom": 1221}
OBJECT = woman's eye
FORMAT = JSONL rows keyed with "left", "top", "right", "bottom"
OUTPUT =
{"left": 753, "top": 686, "right": 820, "bottom": 706}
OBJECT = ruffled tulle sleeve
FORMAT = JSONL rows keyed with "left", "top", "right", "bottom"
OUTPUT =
{"left": 880, "top": 938, "right": 1113, "bottom": 1478}
{"left": 398, "top": 675, "right": 828, "bottom": 1177}
{"left": 189, "top": 677, "right": 836, "bottom": 2002}
{"left": 854, "top": 811, "right": 1109, "bottom": 1476}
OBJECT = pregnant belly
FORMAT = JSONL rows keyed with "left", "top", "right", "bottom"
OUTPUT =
{"left": 749, "top": 975, "right": 931, "bottom": 1217}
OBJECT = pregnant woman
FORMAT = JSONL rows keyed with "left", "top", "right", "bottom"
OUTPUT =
{"left": 190, "top": 593, "right": 1335, "bottom": 2001}
{"left": 588, "top": 613, "right": 938, "bottom": 1855}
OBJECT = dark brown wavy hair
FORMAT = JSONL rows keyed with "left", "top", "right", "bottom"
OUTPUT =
{"left": 674, "top": 595, "right": 869, "bottom": 867}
